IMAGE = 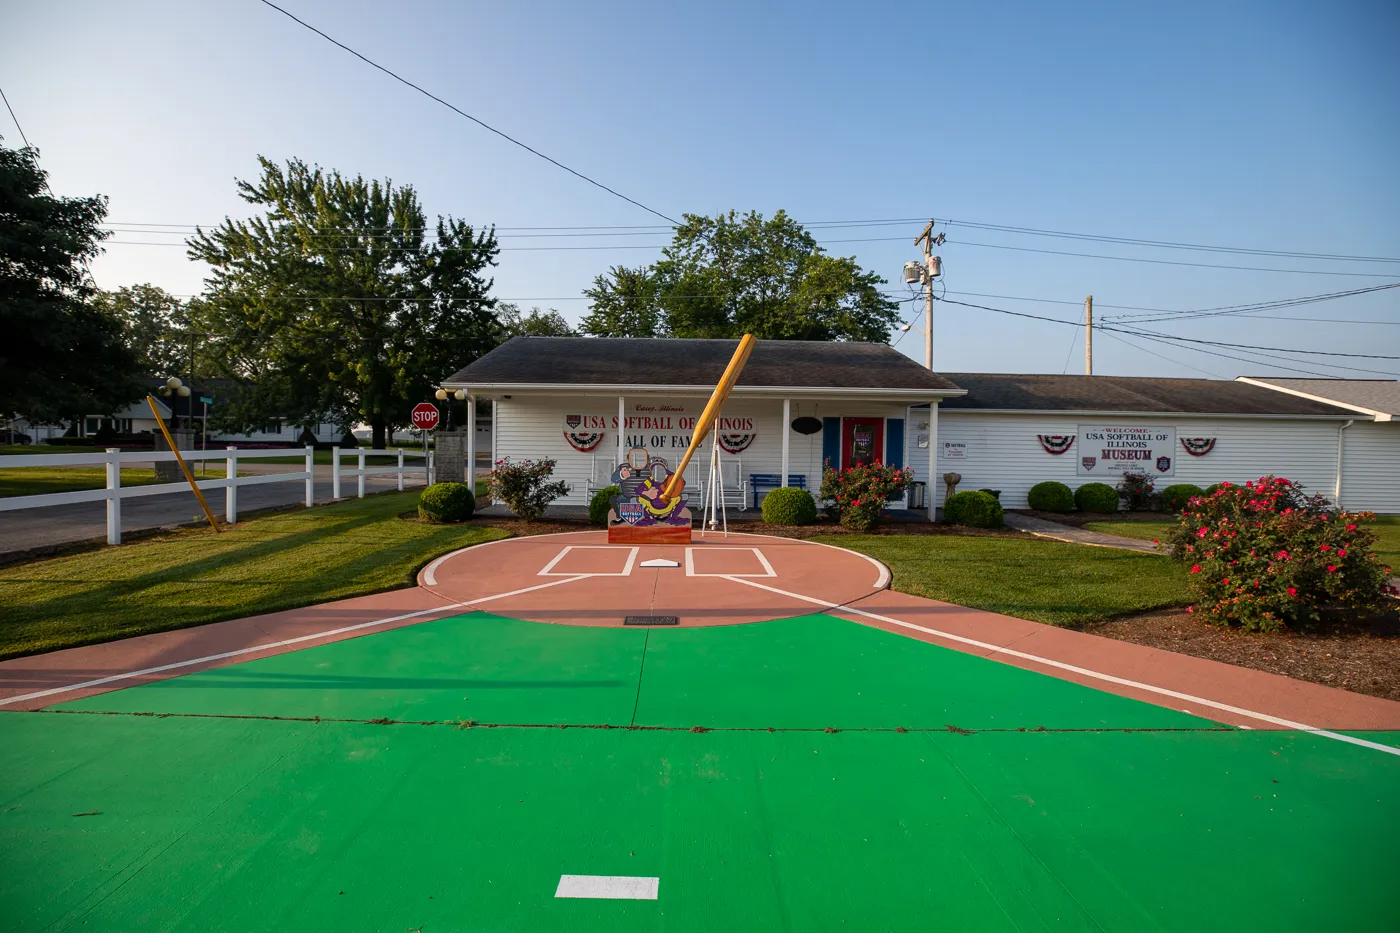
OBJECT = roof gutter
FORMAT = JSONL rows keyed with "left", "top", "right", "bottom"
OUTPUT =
{"left": 932, "top": 408, "right": 1356, "bottom": 421}
{"left": 1236, "top": 377, "right": 1390, "bottom": 422}
{"left": 443, "top": 381, "right": 967, "bottom": 400}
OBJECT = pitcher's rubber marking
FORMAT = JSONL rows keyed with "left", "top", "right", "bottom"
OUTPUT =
{"left": 684, "top": 547, "right": 775, "bottom": 578}
{"left": 0, "top": 576, "right": 591, "bottom": 708}
{"left": 555, "top": 875, "right": 659, "bottom": 900}
{"left": 720, "top": 575, "right": 1400, "bottom": 758}
{"left": 538, "top": 545, "right": 639, "bottom": 577}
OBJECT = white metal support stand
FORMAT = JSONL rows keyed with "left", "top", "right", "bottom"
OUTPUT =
{"left": 702, "top": 431, "right": 727, "bottom": 536}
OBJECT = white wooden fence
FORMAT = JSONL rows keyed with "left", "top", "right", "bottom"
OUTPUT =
{"left": 0, "top": 446, "right": 430, "bottom": 545}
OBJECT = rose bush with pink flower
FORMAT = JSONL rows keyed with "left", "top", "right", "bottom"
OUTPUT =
{"left": 1160, "top": 475, "right": 1395, "bottom": 631}
{"left": 819, "top": 459, "right": 914, "bottom": 531}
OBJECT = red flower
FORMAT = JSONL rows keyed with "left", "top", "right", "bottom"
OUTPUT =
{"left": 1197, "top": 527, "right": 1208, "bottom": 538}
{"left": 1286, "top": 587, "right": 1297, "bottom": 597}
{"left": 1152, "top": 539, "right": 1159, "bottom": 545}
{"left": 1319, "top": 543, "right": 1331, "bottom": 551}
{"left": 1346, "top": 523, "right": 1357, "bottom": 532}
{"left": 1190, "top": 564, "right": 1201, "bottom": 573}
{"left": 1222, "top": 578, "right": 1230, "bottom": 585}
{"left": 1186, "top": 605, "right": 1194, "bottom": 613}
{"left": 1326, "top": 565, "right": 1337, "bottom": 573}
{"left": 1337, "top": 549, "right": 1347, "bottom": 558}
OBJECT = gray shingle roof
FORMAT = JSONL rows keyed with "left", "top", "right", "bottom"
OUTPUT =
{"left": 447, "top": 337, "right": 962, "bottom": 392}
{"left": 1238, "top": 378, "right": 1400, "bottom": 418}
{"left": 937, "top": 373, "right": 1355, "bottom": 417}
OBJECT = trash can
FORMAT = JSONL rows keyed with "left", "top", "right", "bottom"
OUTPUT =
{"left": 907, "top": 481, "right": 926, "bottom": 509}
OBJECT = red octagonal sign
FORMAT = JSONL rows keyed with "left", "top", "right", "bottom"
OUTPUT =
{"left": 410, "top": 402, "right": 440, "bottom": 431}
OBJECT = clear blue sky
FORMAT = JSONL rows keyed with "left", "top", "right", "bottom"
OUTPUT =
{"left": 5, "top": 0, "right": 1398, "bottom": 377}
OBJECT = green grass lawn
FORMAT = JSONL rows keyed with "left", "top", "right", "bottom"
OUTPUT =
{"left": 1085, "top": 515, "right": 1400, "bottom": 571}
{"left": 826, "top": 534, "right": 1189, "bottom": 626}
{"left": 0, "top": 491, "right": 507, "bottom": 660}
{"left": 0, "top": 445, "right": 108, "bottom": 456}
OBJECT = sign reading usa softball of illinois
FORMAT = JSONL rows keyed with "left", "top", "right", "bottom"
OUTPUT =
{"left": 1077, "top": 425, "right": 1176, "bottom": 476}
{"left": 563, "top": 401, "right": 757, "bottom": 454}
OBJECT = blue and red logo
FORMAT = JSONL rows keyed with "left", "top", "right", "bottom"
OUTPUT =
{"left": 1156, "top": 456, "right": 1172, "bottom": 473}
{"left": 618, "top": 502, "right": 646, "bottom": 525}
{"left": 1081, "top": 457, "right": 1097, "bottom": 471}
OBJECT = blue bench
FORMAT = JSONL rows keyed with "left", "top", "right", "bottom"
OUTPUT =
{"left": 749, "top": 473, "right": 807, "bottom": 507}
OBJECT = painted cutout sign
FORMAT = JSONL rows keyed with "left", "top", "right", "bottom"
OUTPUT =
{"left": 1076, "top": 425, "right": 1176, "bottom": 476}
{"left": 606, "top": 447, "right": 692, "bottom": 531}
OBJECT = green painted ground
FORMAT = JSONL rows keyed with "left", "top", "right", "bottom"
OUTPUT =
{"left": 3, "top": 612, "right": 1398, "bottom": 932}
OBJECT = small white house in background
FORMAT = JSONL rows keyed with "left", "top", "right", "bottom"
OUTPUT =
{"left": 445, "top": 337, "right": 1399, "bottom": 516}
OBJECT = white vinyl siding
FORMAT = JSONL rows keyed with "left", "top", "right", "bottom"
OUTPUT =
{"left": 494, "top": 395, "right": 909, "bottom": 506}
{"left": 905, "top": 410, "right": 1348, "bottom": 510}
{"left": 1339, "top": 421, "right": 1400, "bottom": 514}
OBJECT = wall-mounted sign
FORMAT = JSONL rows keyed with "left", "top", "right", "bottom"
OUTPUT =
{"left": 942, "top": 441, "right": 967, "bottom": 459}
{"left": 563, "top": 402, "right": 756, "bottom": 454}
{"left": 916, "top": 434, "right": 929, "bottom": 449}
{"left": 1077, "top": 425, "right": 1176, "bottom": 476}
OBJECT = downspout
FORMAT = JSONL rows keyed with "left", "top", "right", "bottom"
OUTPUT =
{"left": 1334, "top": 419, "right": 1353, "bottom": 506}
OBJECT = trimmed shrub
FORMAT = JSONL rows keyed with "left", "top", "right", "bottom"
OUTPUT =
{"left": 1164, "top": 475, "right": 1396, "bottom": 631}
{"left": 1159, "top": 483, "right": 1206, "bottom": 513}
{"left": 589, "top": 485, "right": 620, "bottom": 525}
{"left": 418, "top": 481, "right": 476, "bottom": 523}
{"left": 1074, "top": 482, "right": 1119, "bottom": 513}
{"left": 944, "top": 490, "right": 1004, "bottom": 528}
{"left": 1027, "top": 480, "right": 1075, "bottom": 512}
{"left": 819, "top": 461, "right": 914, "bottom": 531}
{"left": 1117, "top": 472, "right": 1157, "bottom": 511}
{"left": 761, "top": 486, "right": 818, "bottom": 526}
{"left": 488, "top": 457, "right": 569, "bottom": 522}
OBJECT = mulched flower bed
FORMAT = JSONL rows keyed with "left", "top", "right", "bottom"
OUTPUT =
{"left": 1013, "top": 509, "right": 1166, "bottom": 529}
{"left": 1081, "top": 607, "right": 1400, "bottom": 702}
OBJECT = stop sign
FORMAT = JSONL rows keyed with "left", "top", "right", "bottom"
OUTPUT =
{"left": 410, "top": 402, "right": 440, "bottom": 431}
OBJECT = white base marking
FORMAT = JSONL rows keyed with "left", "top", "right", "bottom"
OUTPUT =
{"left": 639, "top": 558, "right": 679, "bottom": 568}
{"left": 720, "top": 575, "right": 1400, "bottom": 758}
{"left": 555, "top": 875, "right": 659, "bottom": 900}
{"left": 0, "top": 575, "right": 591, "bottom": 708}
{"left": 538, "top": 545, "right": 639, "bottom": 577}
{"left": 684, "top": 547, "right": 776, "bottom": 578}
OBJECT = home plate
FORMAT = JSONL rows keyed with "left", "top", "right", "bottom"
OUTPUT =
{"left": 555, "top": 875, "right": 659, "bottom": 900}
{"left": 639, "top": 558, "right": 679, "bottom": 568}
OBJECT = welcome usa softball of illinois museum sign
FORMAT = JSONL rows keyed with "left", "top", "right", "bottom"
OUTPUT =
{"left": 1077, "top": 425, "right": 1176, "bottom": 477}
{"left": 563, "top": 401, "right": 758, "bottom": 455}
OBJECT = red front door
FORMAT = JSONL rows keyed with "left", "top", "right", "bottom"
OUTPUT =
{"left": 841, "top": 417, "right": 885, "bottom": 469}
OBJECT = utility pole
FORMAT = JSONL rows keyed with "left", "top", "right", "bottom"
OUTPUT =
{"left": 1084, "top": 295, "right": 1094, "bottom": 375}
{"left": 912, "top": 220, "right": 944, "bottom": 370}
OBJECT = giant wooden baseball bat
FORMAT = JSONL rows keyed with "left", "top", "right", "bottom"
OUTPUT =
{"left": 660, "top": 334, "right": 756, "bottom": 501}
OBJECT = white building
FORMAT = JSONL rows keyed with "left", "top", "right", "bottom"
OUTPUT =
{"left": 446, "top": 338, "right": 1399, "bottom": 516}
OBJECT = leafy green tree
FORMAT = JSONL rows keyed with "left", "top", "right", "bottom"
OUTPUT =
{"left": 580, "top": 265, "right": 661, "bottom": 337}
{"left": 579, "top": 211, "right": 899, "bottom": 341}
{"left": 189, "top": 156, "right": 502, "bottom": 447}
{"left": 93, "top": 284, "right": 207, "bottom": 380}
{"left": 500, "top": 303, "right": 575, "bottom": 336}
{"left": 0, "top": 140, "right": 145, "bottom": 424}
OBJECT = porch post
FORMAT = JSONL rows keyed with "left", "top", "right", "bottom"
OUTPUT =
{"left": 466, "top": 393, "right": 477, "bottom": 491}
{"left": 781, "top": 398, "right": 791, "bottom": 486}
{"left": 926, "top": 401, "right": 939, "bottom": 521}
{"left": 617, "top": 395, "right": 625, "bottom": 460}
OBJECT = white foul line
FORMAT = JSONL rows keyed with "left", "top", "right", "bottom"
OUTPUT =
{"left": 720, "top": 575, "right": 1400, "bottom": 758}
{"left": 555, "top": 875, "right": 659, "bottom": 900}
{"left": 0, "top": 575, "right": 591, "bottom": 708}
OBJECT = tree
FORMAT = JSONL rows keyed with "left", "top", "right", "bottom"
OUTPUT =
{"left": 188, "top": 156, "right": 503, "bottom": 447}
{"left": 580, "top": 265, "right": 661, "bottom": 337}
{"left": 500, "top": 303, "right": 575, "bottom": 337}
{"left": 0, "top": 140, "right": 145, "bottom": 424}
{"left": 93, "top": 284, "right": 207, "bottom": 380}
{"left": 579, "top": 211, "right": 900, "bottom": 342}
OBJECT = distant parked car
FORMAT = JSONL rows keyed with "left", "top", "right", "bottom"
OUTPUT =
{"left": 2, "top": 430, "right": 33, "bottom": 445}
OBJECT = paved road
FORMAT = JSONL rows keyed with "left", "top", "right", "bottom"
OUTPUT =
{"left": 0, "top": 463, "right": 431, "bottom": 559}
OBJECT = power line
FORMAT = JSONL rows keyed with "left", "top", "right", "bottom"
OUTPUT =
{"left": 1095, "top": 329, "right": 1228, "bottom": 379}
{"left": 0, "top": 85, "right": 32, "bottom": 148}
{"left": 1102, "top": 282, "right": 1400, "bottom": 324}
{"left": 254, "top": 0, "right": 681, "bottom": 227}
{"left": 950, "top": 239, "right": 1400, "bottom": 278}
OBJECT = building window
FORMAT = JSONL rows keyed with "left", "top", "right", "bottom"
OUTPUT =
{"left": 85, "top": 417, "right": 101, "bottom": 436}
{"left": 262, "top": 418, "right": 283, "bottom": 434}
